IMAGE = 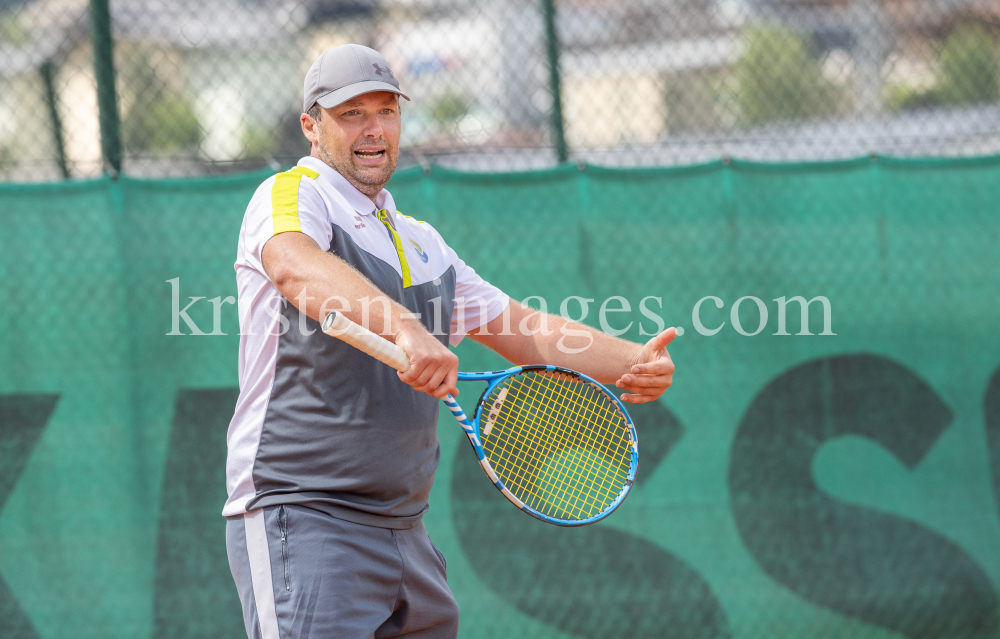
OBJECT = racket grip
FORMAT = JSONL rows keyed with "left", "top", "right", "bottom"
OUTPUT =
{"left": 322, "top": 311, "right": 411, "bottom": 372}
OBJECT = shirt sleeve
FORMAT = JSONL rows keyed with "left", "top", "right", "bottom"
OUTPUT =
{"left": 242, "top": 170, "right": 332, "bottom": 274}
{"left": 448, "top": 251, "right": 510, "bottom": 347}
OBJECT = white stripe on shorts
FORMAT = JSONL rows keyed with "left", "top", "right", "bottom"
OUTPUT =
{"left": 244, "top": 509, "right": 281, "bottom": 639}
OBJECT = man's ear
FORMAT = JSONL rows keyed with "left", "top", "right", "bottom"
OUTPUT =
{"left": 300, "top": 113, "right": 319, "bottom": 144}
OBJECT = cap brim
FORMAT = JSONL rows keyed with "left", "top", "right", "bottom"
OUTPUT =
{"left": 314, "top": 81, "right": 411, "bottom": 110}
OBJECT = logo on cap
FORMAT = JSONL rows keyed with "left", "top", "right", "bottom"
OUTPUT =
{"left": 373, "top": 63, "right": 394, "bottom": 78}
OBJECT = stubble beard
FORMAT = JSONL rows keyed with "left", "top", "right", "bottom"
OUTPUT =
{"left": 316, "top": 131, "right": 397, "bottom": 200}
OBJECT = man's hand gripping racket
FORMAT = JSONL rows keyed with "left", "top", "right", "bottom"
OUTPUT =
{"left": 322, "top": 311, "right": 639, "bottom": 526}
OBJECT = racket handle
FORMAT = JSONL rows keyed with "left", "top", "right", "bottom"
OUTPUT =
{"left": 322, "top": 311, "right": 411, "bottom": 372}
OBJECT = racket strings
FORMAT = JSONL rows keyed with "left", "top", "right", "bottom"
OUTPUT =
{"left": 500, "top": 374, "right": 629, "bottom": 519}
{"left": 487, "top": 377, "right": 574, "bottom": 511}
{"left": 480, "top": 371, "right": 633, "bottom": 521}
{"left": 544, "top": 378, "right": 631, "bottom": 514}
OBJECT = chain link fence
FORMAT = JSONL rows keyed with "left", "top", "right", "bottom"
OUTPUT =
{"left": 3, "top": 155, "right": 1000, "bottom": 638}
{"left": 1, "top": 0, "right": 999, "bottom": 181}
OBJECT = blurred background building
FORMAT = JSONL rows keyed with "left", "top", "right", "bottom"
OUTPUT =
{"left": 0, "top": 0, "right": 998, "bottom": 181}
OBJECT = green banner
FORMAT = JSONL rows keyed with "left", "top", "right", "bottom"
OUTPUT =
{"left": 1, "top": 156, "right": 999, "bottom": 638}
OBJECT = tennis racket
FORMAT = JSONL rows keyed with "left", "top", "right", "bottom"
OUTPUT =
{"left": 321, "top": 311, "right": 638, "bottom": 526}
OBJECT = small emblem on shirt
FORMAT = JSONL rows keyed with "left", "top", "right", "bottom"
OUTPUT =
{"left": 409, "top": 239, "right": 429, "bottom": 263}
{"left": 354, "top": 215, "right": 366, "bottom": 229}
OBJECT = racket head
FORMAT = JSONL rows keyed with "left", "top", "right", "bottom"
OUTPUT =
{"left": 465, "top": 365, "right": 638, "bottom": 526}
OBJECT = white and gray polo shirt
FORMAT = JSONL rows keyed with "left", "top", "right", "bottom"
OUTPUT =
{"left": 223, "top": 156, "right": 509, "bottom": 528}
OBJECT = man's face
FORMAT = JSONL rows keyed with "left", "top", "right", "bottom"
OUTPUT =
{"left": 302, "top": 91, "right": 401, "bottom": 198}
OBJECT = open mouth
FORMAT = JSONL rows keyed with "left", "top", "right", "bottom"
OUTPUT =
{"left": 354, "top": 149, "right": 385, "bottom": 160}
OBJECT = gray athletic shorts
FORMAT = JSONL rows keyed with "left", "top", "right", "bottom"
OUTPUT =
{"left": 226, "top": 505, "right": 459, "bottom": 639}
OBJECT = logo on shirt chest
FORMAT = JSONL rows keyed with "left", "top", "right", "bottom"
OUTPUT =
{"left": 409, "top": 239, "right": 429, "bottom": 263}
{"left": 354, "top": 215, "right": 366, "bottom": 229}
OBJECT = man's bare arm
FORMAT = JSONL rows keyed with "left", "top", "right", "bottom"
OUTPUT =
{"left": 261, "top": 231, "right": 459, "bottom": 398}
{"left": 469, "top": 300, "right": 676, "bottom": 403}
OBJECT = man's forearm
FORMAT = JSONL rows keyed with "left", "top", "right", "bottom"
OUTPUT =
{"left": 472, "top": 301, "right": 642, "bottom": 385}
{"left": 262, "top": 231, "right": 415, "bottom": 339}
{"left": 520, "top": 312, "right": 643, "bottom": 385}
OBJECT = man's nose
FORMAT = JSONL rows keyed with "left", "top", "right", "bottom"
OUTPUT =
{"left": 362, "top": 112, "right": 384, "bottom": 137}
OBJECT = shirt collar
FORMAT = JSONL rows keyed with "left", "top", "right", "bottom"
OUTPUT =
{"left": 297, "top": 156, "right": 396, "bottom": 218}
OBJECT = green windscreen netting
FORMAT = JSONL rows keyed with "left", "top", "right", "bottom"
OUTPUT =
{"left": 1, "top": 156, "right": 999, "bottom": 639}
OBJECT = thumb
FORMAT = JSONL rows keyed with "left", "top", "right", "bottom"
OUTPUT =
{"left": 392, "top": 331, "right": 417, "bottom": 369}
{"left": 646, "top": 327, "right": 678, "bottom": 352}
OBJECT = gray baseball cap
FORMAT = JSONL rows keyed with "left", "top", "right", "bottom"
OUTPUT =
{"left": 302, "top": 44, "right": 410, "bottom": 114}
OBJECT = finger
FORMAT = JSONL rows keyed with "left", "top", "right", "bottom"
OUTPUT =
{"left": 427, "top": 369, "right": 459, "bottom": 399}
{"left": 617, "top": 382, "right": 666, "bottom": 398}
{"left": 619, "top": 392, "right": 660, "bottom": 404}
{"left": 630, "top": 357, "right": 676, "bottom": 376}
{"left": 431, "top": 382, "right": 454, "bottom": 399}
{"left": 616, "top": 373, "right": 673, "bottom": 389}
{"left": 412, "top": 359, "right": 442, "bottom": 389}
{"left": 439, "top": 365, "right": 459, "bottom": 399}
{"left": 416, "top": 366, "right": 449, "bottom": 396}
{"left": 646, "top": 327, "right": 678, "bottom": 352}
{"left": 398, "top": 367, "right": 445, "bottom": 397}
{"left": 397, "top": 359, "right": 426, "bottom": 384}
{"left": 618, "top": 386, "right": 665, "bottom": 401}
{"left": 402, "top": 356, "right": 444, "bottom": 391}
{"left": 397, "top": 354, "right": 438, "bottom": 385}
{"left": 394, "top": 335, "right": 415, "bottom": 368}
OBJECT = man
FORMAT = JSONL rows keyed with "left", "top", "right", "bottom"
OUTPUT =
{"left": 224, "top": 44, "right": 676, "bottom": 639}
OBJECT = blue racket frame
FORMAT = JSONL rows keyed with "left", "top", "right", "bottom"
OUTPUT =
{"left": 445, "top": 364, "right": 638, "bottom": 526}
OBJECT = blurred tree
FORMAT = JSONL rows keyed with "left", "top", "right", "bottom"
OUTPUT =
{"left": 886, "top": 22, "right": 998, "bottom": 112}
{"left": 0, "top": 11, "right": 29, "bottom": 46}
{"left": 938, "top": 22, "right": 998, "bottom": 106}
{"left": 129, "top": 97, "right": 201, "bottom": 153}
{"left": 242, "top": 126, "right": 278, "bottom": 159}
{"left": 665, "top": 69, "right": 737, "bottom": 133}
{"left": 430, "top": 93, "right": 470, "bottom": 125}
{"left": 121, "top": 48, "right": 201, "bottom": 154}
{"left": 736, "top": 26, "right": 839, "bottom": 125}
{"left": 884, "top": 84, "right": 942, "bottom": 111}
{"left": 0, "top": 144, "right": 13, "bottom": 171}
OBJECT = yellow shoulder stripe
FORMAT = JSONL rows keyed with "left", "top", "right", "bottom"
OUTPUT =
{"left": 271, "top": 166, "right": 320, "bottom": 235}
{"left": 399, "top": 211, "right": 426, "bottom": 224}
